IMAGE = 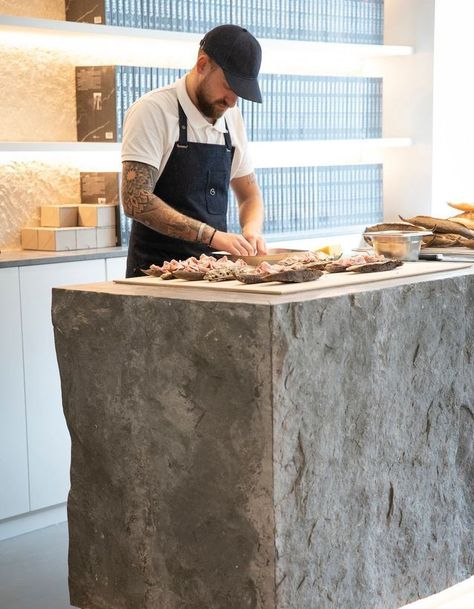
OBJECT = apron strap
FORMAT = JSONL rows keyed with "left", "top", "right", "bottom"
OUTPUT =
{"left": 177, "top": 102, "right": 188, "bottom": 148}
{"left": 223, "top": 121, "right": 232, "bottom": 152}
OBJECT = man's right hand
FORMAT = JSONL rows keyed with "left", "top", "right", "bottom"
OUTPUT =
{"left": 211, "top": 230, "right": 256, "bottom": 256}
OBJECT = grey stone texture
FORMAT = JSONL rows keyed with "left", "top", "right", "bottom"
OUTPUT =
{"left": 52, "top": 274, "right": 474, "bottom": 609}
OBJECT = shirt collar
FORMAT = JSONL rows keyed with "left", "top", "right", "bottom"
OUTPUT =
{"left": 176, "top": 74, "right": 228, "bottom": 134}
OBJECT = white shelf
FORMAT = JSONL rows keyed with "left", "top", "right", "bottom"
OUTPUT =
{"left": 0, "top": 142, "right": 119, "bottom": 151}
{"left": 0, "top": 15, "right": 413, "bottom": 75}
{"left": 0, "top": 142, "right": 122, "bottom": 171}
{"left": 251, "top": 138, "right": 412, "bottom": 168}
{"left": 0, "top": 139, "right": 412, "bottom": 170}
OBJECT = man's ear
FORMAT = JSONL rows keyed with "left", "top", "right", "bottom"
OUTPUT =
{"left": 196, "top": 53, "right": 211, "bottom": 75}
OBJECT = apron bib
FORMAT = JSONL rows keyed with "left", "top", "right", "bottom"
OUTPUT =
{"left": 126, "top": 102, "right": 234, "bottom": 277}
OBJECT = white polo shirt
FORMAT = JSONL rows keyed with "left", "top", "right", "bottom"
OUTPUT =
{"left": 121, "top": 75, "right": 254, "bottom": 181}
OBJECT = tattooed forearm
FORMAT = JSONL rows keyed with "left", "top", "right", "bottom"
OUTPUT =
{"left": 122, "top": 161, "right": 160, "bottom": 216}
{"left": 121, "top": 161, "right": 212, "bottom": 243}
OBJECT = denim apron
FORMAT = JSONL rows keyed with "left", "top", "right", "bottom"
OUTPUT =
{"left": 126, "top": 102, "right": 234, "bottom": 277}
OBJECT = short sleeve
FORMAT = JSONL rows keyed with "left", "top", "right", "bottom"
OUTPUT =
{"left": 121, "top": 95, "right": 170, "bottom": 171}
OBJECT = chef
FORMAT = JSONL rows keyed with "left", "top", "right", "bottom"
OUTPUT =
{"left": 121, "top": 24, "right": 267, "bottom": 277}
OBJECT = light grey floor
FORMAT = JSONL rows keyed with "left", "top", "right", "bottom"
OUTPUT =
{"left": 0, "top": 522, "right": 73, "bottom": 609}
{"left": 2, "top": 522, "right": 473, "bottom": 609}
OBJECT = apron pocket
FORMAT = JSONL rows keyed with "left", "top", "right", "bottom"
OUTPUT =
{"left": 205, "top": 170, "right": 228, "bottom": 215}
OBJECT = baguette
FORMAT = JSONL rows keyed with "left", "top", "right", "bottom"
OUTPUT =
{"left": 447, "top": 202, "right": 474, "bottom": 212}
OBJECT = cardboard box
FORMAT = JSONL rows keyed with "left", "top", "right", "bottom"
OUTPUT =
{"left": 97, "top": 227, "right": 117, "bottom": 248}
{"left": 78, "top": 204, "right": 117, "bottom": 227}
{"left": 75, "top": 66, "right": 118, "bottom": 142}
{"left": 37, "top": 228, "right": 77, "bottom": 251}
{"left": 76, "top": 227, "right": 97, "bottom": 249}
{"left": 66, "top": 0, "right": 108, "bottom": 25}
{"left": 40, "top": 205, "right": 78, "bottom": 228}
{"left": 21, "top": 228, "right": 39, "bottom": 250}
{"left": 80, "top": 172, "right": 120, "bottom": 204}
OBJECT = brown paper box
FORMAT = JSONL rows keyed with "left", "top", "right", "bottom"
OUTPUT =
{"left": 78, "top": 204, "right": 117, "bottom": 227}
{"left": 21, "top": 228, "right": 39, "bottom": 250}
{"left": 80, "top": 172, "right": 120, "bottom": 204}
{"left": 75, "top": 66, "right": 117, "bottom": 142}
{"left": 66, "top": 0, "right": 107, "bottom": 25}
{"left": 40, "top": 205, "right": 78, "bottom": 228}
{"left": 37, "top": 228, "right": 77, "bottom": 251}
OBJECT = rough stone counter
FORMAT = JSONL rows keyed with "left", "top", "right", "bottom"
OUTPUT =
{"left": 52, "top": 269, "right": 474, "bottom": 609}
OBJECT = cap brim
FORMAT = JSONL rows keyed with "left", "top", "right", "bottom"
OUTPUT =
{"left": 224, "top": 70, "right": 262, "bottom": 103}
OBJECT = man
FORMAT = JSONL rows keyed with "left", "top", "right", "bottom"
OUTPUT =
{"left": 121, "top": 24, "right": 267, "bottom": 277}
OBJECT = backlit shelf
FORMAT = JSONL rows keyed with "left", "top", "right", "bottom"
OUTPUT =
{"left": 0, "top": 138, "right": 412, "bottom": 170}
{"left": 0, "top": 15, "right": 413, "bottom": 76}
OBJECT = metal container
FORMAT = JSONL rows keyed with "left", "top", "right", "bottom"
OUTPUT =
{"left": 364, "top": 231, "right": 432, "bottom": 261}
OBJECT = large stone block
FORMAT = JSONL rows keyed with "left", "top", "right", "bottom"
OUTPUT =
{"left": 52, "top": 274, "right": 474, "bottom": 609}
{"left": 271, "top": 278, "right": 473, "bottom": 608}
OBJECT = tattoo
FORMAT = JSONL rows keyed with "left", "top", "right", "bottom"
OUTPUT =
{"left": 121, "top": 161, "right": 205, "bottom": 242}
{"left": 121, "top": 161, "right": 159, "bottom": 215}
{"left": 246, "top": 172, "right": 257, "bottom": 185}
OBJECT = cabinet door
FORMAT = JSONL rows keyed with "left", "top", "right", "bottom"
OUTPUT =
{"left": 20, "top": 259, "right": 106, "bottom": 510}
{"left": 106, "top": 256, "right": 127, "bottom": 280}
{"left": 0, "top": 267, "right": 29, "bottom": 520}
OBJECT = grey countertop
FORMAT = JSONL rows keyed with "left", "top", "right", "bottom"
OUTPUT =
{"left": 0, "top": 246, "right": 129, "bottom": 269}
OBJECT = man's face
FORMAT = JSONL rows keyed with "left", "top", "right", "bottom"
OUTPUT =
{"left": 195, "top": 63, "right": 238, "bottom": 120}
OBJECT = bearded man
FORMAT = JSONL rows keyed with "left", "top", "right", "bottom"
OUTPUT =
{"left": 121, "top": 24, "right": 266, "bottom": 277}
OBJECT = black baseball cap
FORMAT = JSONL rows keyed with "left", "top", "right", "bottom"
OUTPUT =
{"left": 199, "top": 25, "right": 263, "bottom": 103}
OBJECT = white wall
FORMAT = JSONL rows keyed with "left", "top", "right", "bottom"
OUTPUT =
{"left": 431, "top": 0, "right": 474, "bottom": 217}
{"left": 382, "top": 0, "right": 435, "bottom": 221}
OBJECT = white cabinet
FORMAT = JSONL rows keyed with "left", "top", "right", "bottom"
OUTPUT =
{"left": 0, "top": 267, "right": 29, "bottom": 519}
{"left": 106, "top": 256, "right": 127, "bottom": 280}
{"left": 19, "top": 259, "right": 106, "bottom": 510}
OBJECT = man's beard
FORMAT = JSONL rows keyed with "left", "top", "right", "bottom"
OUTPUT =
{"left": 195, "top": 78, "right": 229, "bottom": 120}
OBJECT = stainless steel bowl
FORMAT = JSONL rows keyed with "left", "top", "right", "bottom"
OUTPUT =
{"left": 364, "top": 231, "right": 432, "bottom": 261}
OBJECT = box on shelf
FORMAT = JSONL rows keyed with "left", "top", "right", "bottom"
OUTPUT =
{"left": 65, "top": 0, "right": 109, "bottom": 25}
{"left": 21, "top": 228, "right": 39, "bottom": 250}
{"left": 76, "top": 66, "right": 118, "bottom": 142}
{"left": 79, "top": 204, "right": 117, "bottom": 227}
{"left": 21, "top": 227, "right": 99, "bottom": 251}
{"left": 37, "top": 227, "right": 77, "bottom": 251}
{"left": 80, "top": 172, "right": 121, "bottom": 204}
{"left": 97, "top": 227, "right": 117, "bottom": 248}
{"left": 20, "top": 172, "right": 122, "bottom": 252}
{"left": 40, "top": 205, "right": 79, "bottom": 228}
{"left": 76, "top": 227, "right": 98, "bottom": 249}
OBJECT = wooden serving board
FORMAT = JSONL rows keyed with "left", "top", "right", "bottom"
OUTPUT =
{"left": 422, "top": 246, "right": 474, "bottom": 257}
{"left": 114, "top": 261, "right": 473, "bottom": 296}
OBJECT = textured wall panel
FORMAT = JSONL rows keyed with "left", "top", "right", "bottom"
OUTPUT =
{"left": 0, "top": 0, "right": 65, "bottom": 19}
{"left": 0, "top": 162, "right": 79, "bottom": 250}
{"left": 0, "top": 44, "right": 76, "bottom": 142}
{"left": 0, "top": 6, "right": 79, "bottom": 251}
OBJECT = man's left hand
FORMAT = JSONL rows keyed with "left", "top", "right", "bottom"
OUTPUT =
{"left": 242, "top": 229, "right": 267, "bottom": 255}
